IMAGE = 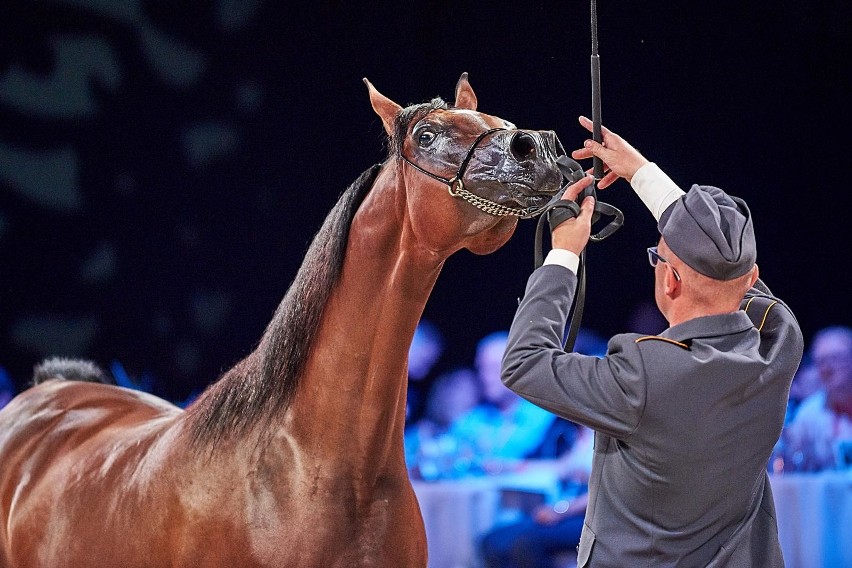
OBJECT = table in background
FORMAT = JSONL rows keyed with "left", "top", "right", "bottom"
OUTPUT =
{"left": 771, "top": 471, "right": 852, "bottom": 568}
{"left": 414, "top": 471, "right": 852, "bottom": 568}
{"left": 412, "top": 469, "right": 560, "bottom": 568}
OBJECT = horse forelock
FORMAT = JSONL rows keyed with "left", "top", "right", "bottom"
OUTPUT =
{"left": 187, "top": 164, "right": 383, "bottom": 448}
{"left": 391, "top": 98, "right": 448, "bottom": 157}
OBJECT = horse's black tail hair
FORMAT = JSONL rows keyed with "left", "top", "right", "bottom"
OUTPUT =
{"left": 32, "top": 357, "right": 113, "bottom": 386}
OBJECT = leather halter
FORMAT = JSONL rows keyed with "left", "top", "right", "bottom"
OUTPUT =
{"left": 399, "top": 127, "right": 564, "bottom": 219}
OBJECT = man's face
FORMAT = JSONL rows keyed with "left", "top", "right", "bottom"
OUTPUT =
{"left": 476, "top": 340, "right": 513, "bottom": 405}
{"left": 653, "top": 239, "right": 672, "bottom": 316}
{"left": 813, "top": 332, "right": 852, "bottom": 404}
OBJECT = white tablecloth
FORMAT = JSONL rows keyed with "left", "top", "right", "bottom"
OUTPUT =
{"left": 413, "top": 469, "right": 560, "bottom": 568}
{"left": 413, "top": 471, "right": 852, "bottom": 568}
{"left": 771, "top": 471, "right": 852, "bottom": 568}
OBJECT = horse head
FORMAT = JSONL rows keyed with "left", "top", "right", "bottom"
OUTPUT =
{"left": 365, "top": 73, "right": 565, "bottom": 255}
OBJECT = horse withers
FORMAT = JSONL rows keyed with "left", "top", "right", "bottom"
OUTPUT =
{"left": 0, "top": 73, "right": 567, "bottom": 567}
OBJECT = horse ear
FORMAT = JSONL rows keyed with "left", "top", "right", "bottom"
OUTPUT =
{"left": 454, "top": 72, "right": 478, "bottom": 111}
{"left": 364, "top": 78, "right": 402, "bottom": 136}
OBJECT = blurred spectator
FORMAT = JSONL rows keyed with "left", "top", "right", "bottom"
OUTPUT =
{"left": 531, "top": 329, "right": 608, "bottom": 459}
{"left": 572, "top": 329, "right": 608, "bottom": 361}
{"left": 405, "top": 367, "right": 481, "bottom": 480}
{"left": 481, "top": 424, "right": 594, "bottom": 568}
{"left": 479, "top": 329, "right": 606, "bottom": 567}
{"left": 782, "top": 325, "right": 852, "bottom": 471}
{"left": 111, "top": 359, "right": 198, "bottom": 407}
{"left": 406, "top": 319, "right": 446, "bottom": 425}
{"left": 0, "top": 367, "right": 16, "bottom": 410}
{"left": 450, "top": 331, "right": 555, "bottom": 471}
{"left": 785, "top": 355, "right": 823, "bottom": 423}
{"left": 111, "top": 360, "right": 156, "bottom": 393}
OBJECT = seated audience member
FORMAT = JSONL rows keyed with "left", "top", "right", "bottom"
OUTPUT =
{"left": 529, "top": 329, "right": 608, "bottom": 460}
{"left": 479, "top": 329, "right": 606, "bottom": 567}
{"left": 0, "top": 367, "right": 16, "bottom": 410}
{"left": 481, "top": 424, "right": 595, "bottom": 568}
{"left": 111, "top": 360, "right": 156, "bottom": 393}
{"left": 405, "top": 367, "right": 481, "bottom": 479}
{"left": 786, "top": 354, "right": 823, "bottom": 423}
{"left": 450, "top": 331, "right": 556, "bottom": 470}
{"left": 784, "top": 325, "right": 852, "bottom": 470}
{"left": 406, "top": 319, "right": 446, "bottom": 425}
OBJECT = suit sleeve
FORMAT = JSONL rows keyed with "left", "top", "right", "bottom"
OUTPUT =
{"left": 501, "top": 264, "right": 648, "bottom": 439}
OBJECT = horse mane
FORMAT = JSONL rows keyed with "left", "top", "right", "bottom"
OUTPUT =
{"left": 187, "top": 163, "right": 382, "bottom": 447}
{"left": 185, "top": 98, "right": 450, "bottom": 449}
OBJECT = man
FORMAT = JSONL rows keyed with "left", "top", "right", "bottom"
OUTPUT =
{"left": 452, "top": 331, "right": 555, "bottom": 467}
{"left": 784, "top": 325, "right": 852, "bottom": 470}
{"left": 405, "top": 319, "right": 446, "bottom": 424}
{"left": 480, "top": 424, "right": 593, "bottom": 568}
{"left": 0, "top": 367, "right": 15, "bottom": 410}
{"left": 501, "top": 116, "right": 803, "bottom": 567}
{"left": 479, "top": 329, "right": 607, "bottom": 568}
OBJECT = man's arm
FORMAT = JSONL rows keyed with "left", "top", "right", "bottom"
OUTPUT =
{"left": 502, "top": 118, "right": 673, "bottom": 436}
{"left": 501, "top": 264, "right": 647, "bottom": 438}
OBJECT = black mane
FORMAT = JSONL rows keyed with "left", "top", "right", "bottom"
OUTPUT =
{"left": 187, "top": 164, "right": 382, "bottom": 447}
{"left": 185, "top": 97, "right": 447, "bottom": 449}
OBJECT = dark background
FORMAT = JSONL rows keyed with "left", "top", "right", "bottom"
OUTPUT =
{"left": 1, "top": 1, "right": 850, "bottom": 402}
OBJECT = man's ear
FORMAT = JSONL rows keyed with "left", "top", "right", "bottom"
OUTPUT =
{"left": 749, "top": 264, "right": 760, "bottom": 287}
{"left": 664, "top": 266, "right": 681, "bottom": 297}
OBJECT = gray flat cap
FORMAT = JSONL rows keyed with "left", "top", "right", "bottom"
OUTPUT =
{"left": 658, "top": 184, "right": 756, "bottom": 281}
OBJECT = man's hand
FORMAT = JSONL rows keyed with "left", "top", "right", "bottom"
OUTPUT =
{"left": 551, "top": 174, "right": 595, "bottom": 254}
{"left": 571, "top": 116, "right": 649, "bottom": 189}
{"left": 532, "top": 504, "right": 565, "bottom": 526}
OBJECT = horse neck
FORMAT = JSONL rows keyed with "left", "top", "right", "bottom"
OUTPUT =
{"left": 284, "top": 166, "right": 446, "bottom": 469}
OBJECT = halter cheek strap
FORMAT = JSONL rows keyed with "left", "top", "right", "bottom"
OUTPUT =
{"left": 400, "top": 127, "right": 506, "bottom": 193}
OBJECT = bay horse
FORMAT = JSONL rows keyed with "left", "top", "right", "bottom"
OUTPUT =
{"left": 0, "top": 73, "right": 568, "bottom": 567}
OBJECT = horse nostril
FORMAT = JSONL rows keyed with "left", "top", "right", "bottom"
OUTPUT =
{"left": 510, "top": 131, "right": 538, "bottom": 161}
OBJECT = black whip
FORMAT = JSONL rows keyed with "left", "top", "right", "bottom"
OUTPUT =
{"left": 591, "top": 0, "right": 604, "bottom": 181}
{"left": 532, "top": 0, "right": 623, "bottom": 352}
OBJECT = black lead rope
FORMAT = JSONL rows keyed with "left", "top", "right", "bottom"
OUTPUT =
{"left": 532, "top": 157, "right": 622, "bottom": 352}
{"left": 530, "top": 0, "right": 623, "bottom": 352}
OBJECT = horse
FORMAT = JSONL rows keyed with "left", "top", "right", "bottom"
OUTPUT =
{"left": 0, "top": 73, "right": 567, "bottom": 567}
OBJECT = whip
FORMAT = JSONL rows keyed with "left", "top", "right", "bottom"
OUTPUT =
{"left": 532, "top": 0, "right": 623, "bottom": 351}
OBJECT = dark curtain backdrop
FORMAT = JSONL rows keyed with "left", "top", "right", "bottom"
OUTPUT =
{"left": 1, "top": 1, "right": 849, "bottom": 401}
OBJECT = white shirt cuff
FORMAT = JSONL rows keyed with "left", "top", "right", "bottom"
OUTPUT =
{"left": 543, "top": 249, "right": 580, "bottom": 274}
{"left": 630, "top": 162, "right": 686, "bottom": 221}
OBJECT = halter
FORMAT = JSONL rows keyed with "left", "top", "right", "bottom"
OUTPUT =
{"left": 399, "top": 127, "right": 567, "bottom": 219}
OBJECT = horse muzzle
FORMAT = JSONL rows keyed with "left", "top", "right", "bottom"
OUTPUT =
{"left": 499, "top": 129, "right": 572, "bottom": 197}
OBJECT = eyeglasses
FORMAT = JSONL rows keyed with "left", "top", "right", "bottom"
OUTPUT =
{"left": 647, "top": 246, "right": 681, "bottom": 281}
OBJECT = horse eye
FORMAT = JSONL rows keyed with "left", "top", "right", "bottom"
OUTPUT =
{"left": 418, "top": 131, "right": 436, "bottom": 147}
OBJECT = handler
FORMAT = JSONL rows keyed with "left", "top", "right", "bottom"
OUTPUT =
{"left": 502, "top": 116, "right": 803, "bottom": 567}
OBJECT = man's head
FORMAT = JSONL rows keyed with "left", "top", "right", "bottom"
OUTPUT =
{"left": 408, "top": 320, "right": 444, "bottom": 382}
{"left": 652, "top": 186, "right": 759, "bottom": 323}
{"left": 425, "top": 367, "right": 480, "bottom": 427}
{"left": 659, "top": 184, "right": 756, "bottom": 280}
{"left": 811, "top": 326, "right": 852, "bottom": 414}
{"left": 475, "top": 330, "right": 516, "bottom": 409}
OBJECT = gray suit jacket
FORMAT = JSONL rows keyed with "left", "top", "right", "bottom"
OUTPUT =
{"left": 502, "top": 265, "right": 803, "bottom": 567}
